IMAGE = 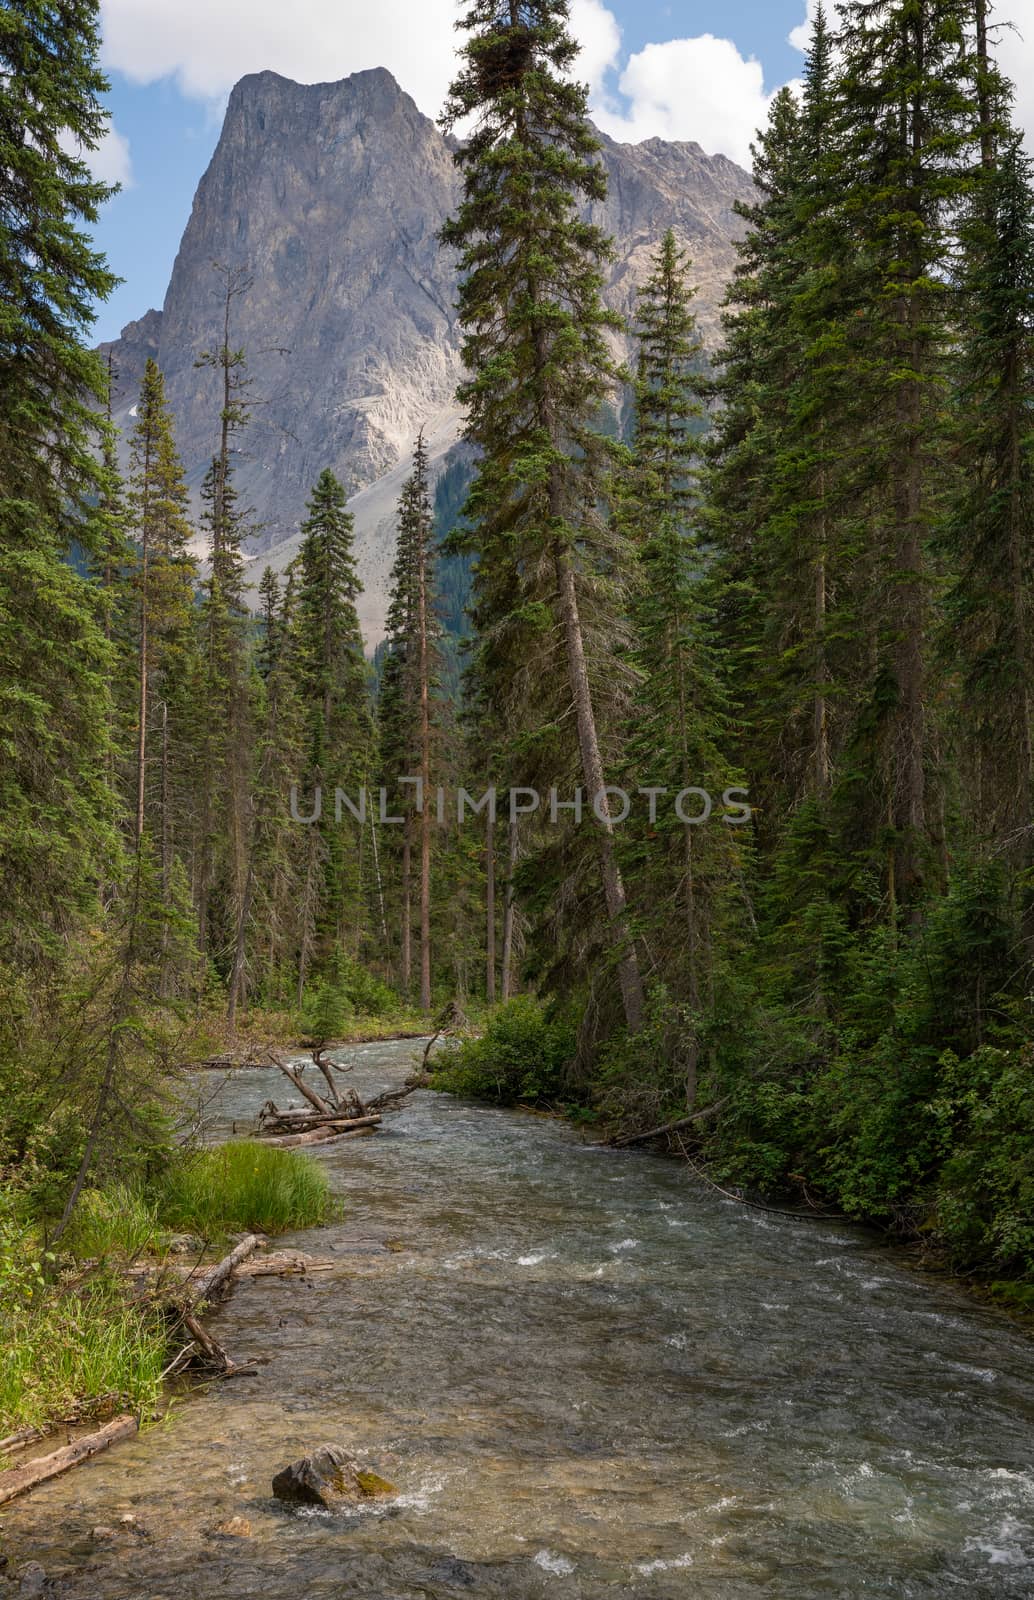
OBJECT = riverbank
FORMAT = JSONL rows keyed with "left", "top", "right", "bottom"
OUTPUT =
{"left": 1, "top": 1034, "right": 1032, "bottom": 1597}
{"left": 0, "top": 1142, "right": 335, "bottom": 1449}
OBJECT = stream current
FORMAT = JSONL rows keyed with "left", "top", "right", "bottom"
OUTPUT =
{"left": 3, "top": 1037, "right": 1033, "bottom": 1598}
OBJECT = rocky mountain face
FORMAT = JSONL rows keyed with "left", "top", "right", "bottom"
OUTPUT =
{"left": 101, "top": 68, "right": 754, "bottom": 643}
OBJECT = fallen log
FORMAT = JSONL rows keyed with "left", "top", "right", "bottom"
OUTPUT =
{"left": 260, "top": 1116, "right": 381, "bottom": 1149}
{"left": 262, "top": 1125, "right": 378, "bottom": 1151}
{"left": 0, "top": 1427, "right": 43, "bottom": 1457}
{"left": 366, "top": 1075, "right": 430, "bottom": 1113}
{"left": 259, "top": 1108, "right": 362, "bottom": 1130}
{"left": 190, "top": 1234, "right": 261, "bottom": 1304}
{"left": 0, "top": 1415, "right": 138, "bottom": 1506}
{"left": 605, "top": 1095, "right": 733, "bottom": 1149}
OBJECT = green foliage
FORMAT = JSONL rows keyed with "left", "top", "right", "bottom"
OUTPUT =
{"left": 431, "top": 997, "right": 576, "bottom": 1105}
{"left": 157, "top": 1141, "right": 335, "bottom": 1239}
{"left": 300, "top": 977, "right": 354, "bottom": 1043}
{"left": 933, "top": 1046, "right": 1034, "bottom": 1275}
{"left": 0, "top": 1268, "right": 168, "bottom": 1438}
{"left": 337, "top": 956, "right": 396, "bottom": 1018}
{"left": 63, "top": 1184, "right": 165, "bottom": 1263}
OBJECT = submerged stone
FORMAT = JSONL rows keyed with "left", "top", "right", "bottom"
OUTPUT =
{"left": 271, "top": 1445, "right": 396, "bottom": 1509}
{"left": 208, "top": 1516, "right": 252, "bottom": 1539}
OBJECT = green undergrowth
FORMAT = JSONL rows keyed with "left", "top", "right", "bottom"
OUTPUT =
{"left": 0, "top": 1141, "right": 334, "bottom": 1445}
{"left": 0, "top": 1270, "right": 168, "bottom": 1440}
{"left": 429, "top": 996, "right": 577, "bottom": 1106}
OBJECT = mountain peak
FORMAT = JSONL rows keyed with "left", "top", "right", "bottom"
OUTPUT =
{"left": 103, "top": 71, "right": 753, "bottom": 645}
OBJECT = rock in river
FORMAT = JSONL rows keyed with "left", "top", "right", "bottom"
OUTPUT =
{"left": 271, "top": 1446, "right": 396, "bottom": 1510}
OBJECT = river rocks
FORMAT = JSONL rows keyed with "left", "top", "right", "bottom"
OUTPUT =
{"left": 16, "top": 1565, "right": 46, "bottom": 1596}
{"left": 271, "top": 1445, "right": 396, "bottom": 1509}
{"left": 208, "top": 1516, "right": 252, "bottom": 1539}
{"left": 166, "top": 1233, "right": 206, "bottom": 1255}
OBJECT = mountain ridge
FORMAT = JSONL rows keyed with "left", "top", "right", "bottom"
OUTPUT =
{"left": 100, "top": 66, "right": 755, "bottom": 644}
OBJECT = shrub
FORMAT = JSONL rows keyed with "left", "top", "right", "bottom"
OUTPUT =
{"left": 300, "top": 978, "right": 354, "bottom": 1044}
{"left": 430, "top": 996, "right": 575, "bottom": 1105}
{"left": 156, "top": 1141, "right": 335, "bottom": 1239}
{"left": 339, "top": 956, "right": 396, "bottom": 1018}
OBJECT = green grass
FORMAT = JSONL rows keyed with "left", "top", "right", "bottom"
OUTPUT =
{"left": 156, "top": 1141, "right": 335, "bottom": 1239}
{"left": 0, "top": 1272, "right": 168, "bottom": 1439}
{"left": 63, "top": 1182, "right": 168, "bottom": 1262}
{"left": 0, "top": 1141, "right": 335, "bottom": 1445}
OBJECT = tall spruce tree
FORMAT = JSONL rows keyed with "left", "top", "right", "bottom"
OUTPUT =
{"left": 944, "top": 127, "right": 1034, "bottom": 889}
{"left": 441, "top": 0, "right": 645, "bottom": 1033}
{"left": 379, "top": 436, "right": 445, "bottom": 1008}
{"left": 193, "top": 270, "right": 257, "bottom": 976}
{"left": 831, "top": 0, "right": 989, "bottom": 917}
{"left": 294, "top": 469, "right": 372, "bottom": 995}
{"left": 625, "top": 232, "right": 739, "bottom": 1040}
{"left": 0, "top": 0, "right": 121, "bottom": 958}
{"left": 125, "top": 359, "right": 195, "bottom": 847}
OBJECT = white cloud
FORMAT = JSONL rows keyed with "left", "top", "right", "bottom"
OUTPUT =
{"left": 569, "top": 0, "right": 622, "bottom": 101}
{"left": 994, "top": 2, "right": 1034, "bottom": 152}
{"left": 60, "top": 120, "right": 133, "bottom": 188}
{"left": 96, "top": 0, "right": 778, "bottom": 171}
{"left": 789, "top": 0, "right": 822, "bottom": 53}
{"left": 99, "top": 0, "right": 459, "bottom": 117}
{"left": 590, "top": 34, "right": 775, "bottom": 169}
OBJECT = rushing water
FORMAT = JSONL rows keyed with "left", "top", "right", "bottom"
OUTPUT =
{"left": 4, "top": 1038, "right": 1034, "bottom": 1598}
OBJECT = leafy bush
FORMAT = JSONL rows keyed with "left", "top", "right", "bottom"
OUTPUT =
{"left": 156, "top": 1141, "right": 335, "bottom": 1238}
{"left": 430, "top": 997, "right": 575, "bottom": 1105}
{"left": 300, "top": 956, "right": 397, "bottom": 1040}
{"left": 932, "top": 1046, "right": 1034, "bottom": 1275}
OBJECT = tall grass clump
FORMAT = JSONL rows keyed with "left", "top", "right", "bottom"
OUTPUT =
{"left": 157, "top": 1141, "right": 335, "bottom": 1239}
{"left": 63, "top": 1182, "right": 167, "bottom": 1262}
{"left": 0, "top": 1234, "right": 167, "bottom": 1438}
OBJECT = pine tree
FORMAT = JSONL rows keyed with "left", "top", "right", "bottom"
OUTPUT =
{"left": 441, "top": 0, "right": 645, "bottom": 1033}
{"left": 831, "top": 0, "right": 990, "bottom": 916}
{"left": 624, "top": 232, "right": 740, "bottom": 1045}
{"left": 0, "top": 0, "right": 121, "bottom": 959}
{"left": 378, "top": 435, "right": 444, "bottom": 1011}
{"left": 193, "top": 270, "right": 258, "bottom": 977}
{"left": 294, "top": 469, "right": 372, "bottom": 995}
{"left": 944, "top": 130, "right": 1034, "bottom": 886}
{"left": 125, "top": 359, "right": 195, "bottom": 846}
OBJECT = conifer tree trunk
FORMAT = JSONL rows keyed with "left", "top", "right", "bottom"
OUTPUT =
{"left": 401, "top": 820, "right": 413, "bottom": 997}
{"left": 814, "top": 549, "right": 830, "bottom": 794}
{"left": 501, "top": 815, "right": 518, "bottom": 1001}
{"left": 159, "top": 699, "right": 172, "bottom": 998}
{"left": 417, "top": 478, "right": 433, "bottom": 1013}
{"left": 134, "top": 437, "right": 152, "bottom": 846}
{"left": 555, "top": 552, "right": 644, "bottom": 1032}
{"left": 890, "top": 35, "right": 929, "bottom": 916}
{"left": 485, "top": 807, "right": 496, "bottom": 1004}
{"left": 975, "top": 0, "right": 994, "bottom": 171}
{"left": 369, "top": 806, "right": 389, "bottom": 951}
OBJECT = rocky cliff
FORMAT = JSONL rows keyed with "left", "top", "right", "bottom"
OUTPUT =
{"left": 101, "top": 68, "right": 754, "bottom": 643}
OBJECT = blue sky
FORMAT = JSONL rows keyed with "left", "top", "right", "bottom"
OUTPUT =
{"left": 87, "top": 0, "right": 1031, "bottom": 342}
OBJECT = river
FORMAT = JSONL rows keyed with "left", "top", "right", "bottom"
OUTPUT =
{"left": 3, "top": 1037, "right": 1033, "bottom": 1597}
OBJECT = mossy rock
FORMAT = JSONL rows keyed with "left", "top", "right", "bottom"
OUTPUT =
{"left": 272, "top": 1445, "right": 396, "bottom": 1509}
{"left": 355, "top": 1470, "right": 396, "bottom": 1498}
